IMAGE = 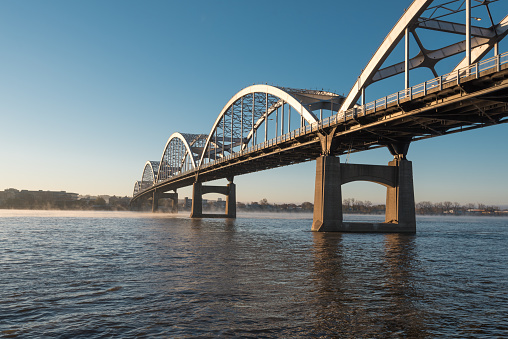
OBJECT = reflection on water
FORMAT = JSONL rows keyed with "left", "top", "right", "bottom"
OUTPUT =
{"left": 311, "top": 233, "right": 428, "bottom": 337}
{"left": 382, "top": 234, "right": 427, "bottom": 337}
{"left": 1, "top": 211, "right": 508, "bottom": 337}
{"left": 311, "top": 233, "right": 347, "bottom": 336}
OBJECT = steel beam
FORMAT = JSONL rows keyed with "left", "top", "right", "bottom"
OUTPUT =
{"left": 340, "top": 0, "right": 433, "bottom": 111}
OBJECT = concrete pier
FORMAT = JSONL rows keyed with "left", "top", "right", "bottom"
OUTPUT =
{"left": 385, "top": 158, "right": 416, "bottom": 230}
{"left": 312, "top": 156, "right": 342, "bottom": 231}
{"left": 190, "top": 179, "right": 236, "bottom": 218}
{"left": 190, "top": 182, "right": 203, "bottom": 217}
{"left": 312, "top": 155, "right": 416, "bottom": 233}
{"left": 152, "top": 190, "right": 178, "bottom": 213}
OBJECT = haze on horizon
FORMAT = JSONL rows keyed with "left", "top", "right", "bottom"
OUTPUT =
{"left": 1, "top": 0, "right": 507, "bottom": 207}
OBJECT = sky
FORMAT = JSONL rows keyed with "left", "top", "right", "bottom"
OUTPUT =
{"left": 1, "top": 0, "right": 507, "bottom": 206}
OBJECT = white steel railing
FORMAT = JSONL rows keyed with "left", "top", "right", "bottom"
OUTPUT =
{"left": 137, "top": 51, "right": 508, "bottom": 195}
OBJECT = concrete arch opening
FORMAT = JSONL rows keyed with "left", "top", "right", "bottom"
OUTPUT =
{"left": 341, "top": 181, "right": 387, "bottom": 215}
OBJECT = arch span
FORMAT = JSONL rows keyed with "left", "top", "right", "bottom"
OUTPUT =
{"left": 133, "top": 181, "right": 141, "bottom": 197}
{"left": 157, "top": 132, "right": 208, "bottom": 182}
{"left": 340, "top": 0, "right": 508, "bottom": 111}
{"left": 198, "top": 84, "right": 343, "bottom": 166}
{"left": 141, "top": 161, "right": 159, "bottom": 190}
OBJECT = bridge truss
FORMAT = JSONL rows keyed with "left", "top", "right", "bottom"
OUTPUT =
{"left": 132, "top": 0, "right": 508, "bottom": 210}
{"left": 342, "top": 0, "right": 508, "bottom": 110}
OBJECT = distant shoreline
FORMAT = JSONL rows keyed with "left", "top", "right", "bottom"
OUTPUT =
{"left": 1, "top": 206, "right": 507, "bottom": 217}
{"left": 1, "top": 189, "right": 506, "bottom": 216}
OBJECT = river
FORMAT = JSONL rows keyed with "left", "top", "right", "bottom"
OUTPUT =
{"left": 1, "top": 210, "right": 507, "bottom": 337}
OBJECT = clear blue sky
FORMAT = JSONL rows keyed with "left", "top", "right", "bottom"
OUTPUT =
{"left": 1, "top": 0, "right": 507, "bottom": 207}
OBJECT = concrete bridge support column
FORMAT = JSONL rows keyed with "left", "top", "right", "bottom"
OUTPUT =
{"left": 152, "top": 190, "right": 179, "bottom": 213}
{"left": 190, "top": 178, "right": 236, "bottom": 218}
{"left": 190, "top": 182, "right": 203, "bottom": 218}
{"left": 225, "top": 181, "right": 236, "bottom": 218}
{"left": 170, "top": 193, "right": 178, "bottom": 213}
{"left": 152, "top": 191, "right": 159, "bottom": 213}
{"left": 312, "top": 155, "right": 342, "bottom": 232}
{"left": 161, "top": 192, "right": 178, "bottom": 213}
{"left": 385, "top": 158, "right": 416, "bottom": 231}
{"left": 311, "top": 155, "right": 416, "bottom": 233}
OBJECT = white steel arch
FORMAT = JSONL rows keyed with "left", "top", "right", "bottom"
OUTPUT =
{"left": 198, "top": 84, "right": 343, "bottom": 166}
{"left": 133, "top": 181, "right": 141, "bottom": 196}
{"left": 226, "top": 85, "right": 320, "bottom": 124}
{"left": 141, "top": 161, "right": 159, "bottom": 190}
{"left": 156, "top": 132, "right": 208, "bottom": 182}
{"left": 340, "top": 0, "right": 508, "bottom": 111}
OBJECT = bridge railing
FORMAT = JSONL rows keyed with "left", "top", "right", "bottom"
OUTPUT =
{"left": 137, "top": 51, "right": 508, "bottom": 197}
{"left": 359, "top": 51, "right": 508, "bottom": 113}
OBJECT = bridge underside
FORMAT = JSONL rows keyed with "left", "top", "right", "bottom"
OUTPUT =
{"left": 335, "top": 70, "right": 508, "bottom": 154}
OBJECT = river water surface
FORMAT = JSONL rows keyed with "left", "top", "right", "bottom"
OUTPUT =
{"left": 1, "top": 210, "right": 507, "bottom": 338}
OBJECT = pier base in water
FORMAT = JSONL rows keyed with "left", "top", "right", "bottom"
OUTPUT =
{"left": 312, "top": 155, "right": 415, "bottom": 233}
{"left": 190, "top": 180, "right": 236, "bottom": 219}
{"left": 152, "top": 191, "right": 178, "bottom": 213}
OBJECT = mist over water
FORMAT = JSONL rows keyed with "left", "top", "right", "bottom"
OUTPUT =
{"left": 1, "top": 211, "right": 507, "bottom": 337}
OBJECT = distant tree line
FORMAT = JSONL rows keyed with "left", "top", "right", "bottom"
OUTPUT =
{"left": 2, "top": 188, "right": 506, "bottom": 215}
{"left": 237, "top": 198, "right": 507, "bottom": 215}
{"left": 0, "top": 189, "right": 131, "bottom": 211}
{"left": 237, "top": 198, "right": 385, "bottom": 214}
{"left": 415, "top": 201, "right": 505, "bottom": 215}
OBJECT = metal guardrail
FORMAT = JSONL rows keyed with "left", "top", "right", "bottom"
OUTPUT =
{"left": 137, "top": 51, "right": 508, "bottom": 196}
{"left": 363, "top": 51, "right": 508, "bottom": 112}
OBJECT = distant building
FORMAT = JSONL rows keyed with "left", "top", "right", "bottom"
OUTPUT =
{"left": 0, "top": 188, "right": 18, "bottom": 204}
{"left": 25, "top": 190, "right": 79, "bottom": 202}
{"left": 183, "top": 197, "right": 192, "bottom": 209}
{"left": 0, "top": 189, "right": 78, "bottom": 208}
{"left": 98, "top": 195, "right": 110, "bottom": 204}
{"left": 108, "top": 196, "right": 130, "bottom": 207}
{"left": 215, "top": 197, "right": 226, "bottom": 209}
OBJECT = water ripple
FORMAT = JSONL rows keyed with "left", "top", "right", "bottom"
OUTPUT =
{"left": 1, "top": 211, "right": 507, "bottom": 337}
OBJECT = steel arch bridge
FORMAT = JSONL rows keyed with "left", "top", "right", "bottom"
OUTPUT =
{"left": 134, "top": 84, "right": 344, "bottom": 193}
{"left": 131, "top": 0, "right": 508, "bottom": 232}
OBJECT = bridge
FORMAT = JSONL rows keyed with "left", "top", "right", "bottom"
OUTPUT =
{"left": 131, "top": 0, "right": 508, "bottom": 233}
